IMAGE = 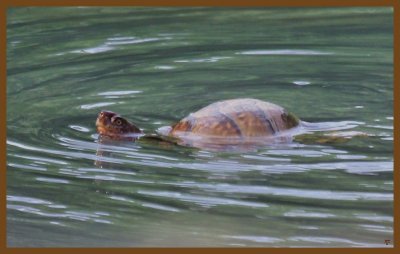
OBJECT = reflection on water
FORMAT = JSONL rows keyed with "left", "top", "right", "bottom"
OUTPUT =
{"left": 236, "top": 49, "right": 334, "bottom": 55}
{"left": 7, "top": 7, "right": 393, "bottom": 247}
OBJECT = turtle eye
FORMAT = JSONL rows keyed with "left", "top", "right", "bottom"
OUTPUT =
{"left": 115, "top": 119, "right": 123, "bottom": 126}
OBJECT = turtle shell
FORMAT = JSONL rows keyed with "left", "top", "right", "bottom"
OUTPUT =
{"left": 170, "top": 98, "right": 299, "bottom": 138}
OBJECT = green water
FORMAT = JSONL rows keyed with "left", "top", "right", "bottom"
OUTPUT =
{"left": 7, "top": 7, "right": 393, "bottom": 247}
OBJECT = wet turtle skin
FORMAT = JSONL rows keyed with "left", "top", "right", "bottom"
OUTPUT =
{"left": 95, "top": 98, "right": 300, "bottom": 147}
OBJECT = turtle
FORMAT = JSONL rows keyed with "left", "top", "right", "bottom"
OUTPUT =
{"left": 95, "top": 98, "right": 366, "bottom": 151}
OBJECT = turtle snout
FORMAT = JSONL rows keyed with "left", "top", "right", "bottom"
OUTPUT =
{"left": 99, "top": 110, "right": 117, "bottom": 119}
{"left": 96, "top": 110, "right": 115, "bottom": 130}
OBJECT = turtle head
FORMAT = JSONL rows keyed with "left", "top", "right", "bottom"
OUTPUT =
{"left": 96, "top": 111, "right": 142, "bottom": 139}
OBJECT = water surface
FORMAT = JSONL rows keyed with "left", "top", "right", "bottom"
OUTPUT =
{"left": 7, "top": 7, "right": 393, "bottom": 247}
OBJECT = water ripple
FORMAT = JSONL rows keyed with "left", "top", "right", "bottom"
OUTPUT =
{"left": 7, "top": 201, "right": 112, "bottom": 225}
{"left": 172, "top": 182, "right": 392, "bottom": 201}
{"left": 36, "top": 177, "right": 70, "bottom": 184}
{"left": 68, "top": 36, "right": 170, "bottom": 55}
{"left": 109, "top": 195, "right": 180, "bottom": 212}
{"left": 97, "top": 90, "right": 142, "bottom": 96}
{"left": 288, "top": 236, "right": 366, "bottom": 246}
{"left": 223, "top": 235, "right": 283, "bottom": 243}
{"left": 7, "top": 195, "right": 52, "bottom": 205}
{"left": 284, "top": 210, "right": 336, "bottom": 218}
{"left": 80, "top": 102, "right": 117, "bottom": 109}
{"left": 8, "top": 138, "right": 393, "bottom": 177}
{"left": 174, "top": 56, "right": 231, "bottom": 63}
{"left": 8, "top": 162, "right": 47, "bottom": 171}
{"left": 69, "top": 125, "right": 91, "bottom": 133}
{"left": 236, "top": 49, "right": 333, "bottom": 55}
{"left": 138, "top": 190, "right": 269, "bottom": 208}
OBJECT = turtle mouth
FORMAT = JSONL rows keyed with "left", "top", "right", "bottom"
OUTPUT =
{"left": 96, "top": 124, "right": 109, "bottom": 135}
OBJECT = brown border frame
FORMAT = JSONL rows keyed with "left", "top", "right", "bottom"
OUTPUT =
{"left": 1, "top": 0, "right": 398, "bottom": 253}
